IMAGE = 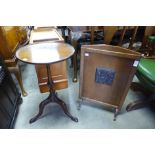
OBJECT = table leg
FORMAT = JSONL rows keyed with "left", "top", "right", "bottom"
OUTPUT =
{"left": 72, "top": 51, "right": 78, "bottom": 82}
{"left": 53, "top": 94, "right": 78, "bottom": 122}
{"left": 29, "top": 97, "right": 51, "bottom": 123}
{"left": 71, "top": 39, "right": 78, "bottom": 83}
{"left": 113, "top": 108, "right": 119, "bottom": 121}
{"left": 29, "top": 64, "right": 78, "bottom": 124}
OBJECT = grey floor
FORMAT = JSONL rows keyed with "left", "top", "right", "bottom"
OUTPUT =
{"left": 13, "top": 59, "right": 155, "bottom": 129}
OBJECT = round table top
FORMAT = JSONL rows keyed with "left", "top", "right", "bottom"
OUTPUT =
{"left": 16, "top": 42, "right": 75, "bottom": 64}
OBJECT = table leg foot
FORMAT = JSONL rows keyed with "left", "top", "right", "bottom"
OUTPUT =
{"left": 22, "top": 91, "right": 28, "bottom": 97}
{"left": 113, "top": 108, "right": 119, "bottom": 121}
{"left": 70, "top": 116, "right": 78, "bottom": 122}
{"left": 73, "top": 78, "right": 77, "bottom": 83}
{"left": 29, "top": 98, "right": 50, "bottom": 124}
{"left": 29, "top": 116, "right": 38, "bottom": 124}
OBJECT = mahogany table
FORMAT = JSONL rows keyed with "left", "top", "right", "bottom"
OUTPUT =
{"left": 16, "top": 42, "right": 78, "bottom": 123}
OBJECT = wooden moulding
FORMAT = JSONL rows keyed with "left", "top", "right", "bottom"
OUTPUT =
{"left": 80, "top": 44, "right": 141, "bottom": 59}
{"left": 79, "top": 44, "right": 142, "bottom": 113}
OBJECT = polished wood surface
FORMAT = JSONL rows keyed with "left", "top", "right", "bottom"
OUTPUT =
{"left": 16, "top": 42, "right": 74, "bottom": 92}
{"left": 29, "top": 28, "right": 68, "bottom": 93}
{"left": 34, "top": 26, "right": 56, "bottom": 30}
{"left": 15, "top": 26, "right": 29, "bottom": 45}
{"left": 16, "top": 42, "right": 75, "bottom": 64}
{"left": 0, "top": 26, "right": 29, "bottom": 60}
{"left": 79, "top": 44, "right": 141, "bottom": 120}
{"left": 30, "top": 28, "right": 63, "bottom": 43}
{"left": 81, "top": 44, "right": 141, "bottom": 59}
{"left": 0, "top": 26, "right": 19, "bottom": 60}
{"left": 15, "top": 42, "right": 78, "bottom": 123}
{"left": 0, "top": 26, "right": 29, "bottom": 96}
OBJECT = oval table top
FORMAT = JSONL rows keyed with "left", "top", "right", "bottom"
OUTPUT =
{"left": 16, "top": 42, "right": 75, "bottom": 64}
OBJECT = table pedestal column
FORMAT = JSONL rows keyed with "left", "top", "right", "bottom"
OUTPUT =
{"left": 29, "top": 64, "right": 78, "bottom": 124}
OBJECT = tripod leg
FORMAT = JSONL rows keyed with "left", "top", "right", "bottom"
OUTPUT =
{"left": 45, "top": 64, "right": 78, "bottom": 122}
{"left": 54, "top": 96, "right": 78, "bottom": 122}
{"left": 29, "top": 98, "right": 51, "bottom": 123}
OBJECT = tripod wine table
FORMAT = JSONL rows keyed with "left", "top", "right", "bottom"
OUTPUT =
{"left": 16, "top": 42, "right": 78, "bottom": 123}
